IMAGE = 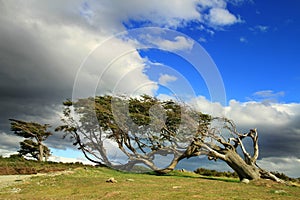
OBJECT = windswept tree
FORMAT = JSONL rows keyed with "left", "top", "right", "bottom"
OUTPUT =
{"left": 10, "top": 119, "right": 52, "bottom": 161}
{"left": 55, "top": 98, "right": 111, "bottom": 166}
{"left": 18, "top": 139, "right": 51, "bottom": 161}
{"left": 56, "top": 95, "right": 211, "bottom": 171}
{"left": 57, "top": 95, "right": 282, "bottom": 182}
{"left": 177, "top": 117, "right": 283, "bottom": 182}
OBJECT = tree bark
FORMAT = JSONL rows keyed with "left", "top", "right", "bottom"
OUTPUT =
{"left": 38, "top": 141, "right": 44, "bottom": 162}
{"left": 223, "top": 149, "right": 260, "bottom": 180}
{"left": 155, "top": 154, "right": 186, "bottom": 174}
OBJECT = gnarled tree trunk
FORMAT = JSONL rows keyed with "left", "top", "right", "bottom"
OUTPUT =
{"left": 156, "top": 154, "right": 186, "bottom": 174}
{"left": 223, "top": 149, "right": 260, "bottom": 180}
{"left": 189, "top": 127, "right": 284, "bottom": 183}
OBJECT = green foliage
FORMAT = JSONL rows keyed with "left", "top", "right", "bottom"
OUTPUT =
{"left": 271, "top": 171, "right": 300, "bottom": 183}
{"left": 194, "top": 167, "right": 239, "bottom": 178}
{"left": 63, "top": 99, "right": 73, "bottom": 106}
{"left": 18, "top": 140, "right": 50, "bottom": 160}
{"left": 0, "top": 156, "right": 87, "bottom": 175}
{"left": 10, "top": 119, "right": 52, "bottom": 161}
{"left": 8, "top": 154, "right": 25, "bottom": 161}
{"left": 57, "top": 94, "right": 212, "bottom": 169}
{"left": 10, "top": 119, "right": 52, "bottom": 140}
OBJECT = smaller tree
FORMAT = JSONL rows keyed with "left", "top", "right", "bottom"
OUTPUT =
{"left": 18, "top": 139, "right": 51, "bottom": 161}
{"left": 10, "top": 119, "right": 52, "bottom": 161}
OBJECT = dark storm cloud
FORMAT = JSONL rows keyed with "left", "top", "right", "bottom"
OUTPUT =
{"left": 0, "top": 19, "right": 73, "bottom": 127}
{"left": 0, "top": 1, "right": 87, "bottom": 151}
{"left": 193, "top": 97, "right": 300, "bottom": 161}
{"left": 0, "top": 0, "right": 149, "bottom": 153}
{"left": 259, "top": 128, "right": 300, "bottom": 158}
{"left": 233, "top": 116, "right": 300, "bottom": 159}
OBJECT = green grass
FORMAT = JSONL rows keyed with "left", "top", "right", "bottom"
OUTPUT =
{"left": 0, "top": 155, "right": 86, "bottom": 175}
{"left": 1, "top": 166, "right": 300, "bottom": 200}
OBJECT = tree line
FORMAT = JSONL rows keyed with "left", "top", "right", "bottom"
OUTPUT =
{"left": 9, "top": 94, "right": 284, "bottom": 182}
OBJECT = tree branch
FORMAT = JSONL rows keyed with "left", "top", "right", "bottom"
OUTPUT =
{"left": 193, "top": 139, "right": 226, "bottom": 160}
{"left": 250, "top": 129, "right": 259, "bottom": 163}
{"left": 237, "top": 136, "right": 252, "bottom": 164}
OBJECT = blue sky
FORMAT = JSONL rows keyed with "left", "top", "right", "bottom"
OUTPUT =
{"left": 202, "top": 1, "right": 300, "bottom": 103}
{"left": 0, "top": 0, "right": 300, "bottom": 177}
{"left": 132, "top": 0, "right": 300, "bottom": 104}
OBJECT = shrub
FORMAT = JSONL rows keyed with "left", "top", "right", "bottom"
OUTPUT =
{"left": 194, "top": 168, "right": 238, "bottom": 178}
{"left": 271, "top": 171, "right": 296, "bottom": 182}
{"left": 9, "top": 154, "right": 25, "bottom": 161}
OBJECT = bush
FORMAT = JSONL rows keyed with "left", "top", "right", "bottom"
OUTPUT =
{"left": 271, "top": 171, "right": 291, "bottom": 181}
{"left": 8, "top": 154, "right": 25, "bottom": 161}
{"left": 270, "top": 171, "right": 300, "bottom": 182}
{"left": 0, "top": 155, "right": 92, "bottom": 175}
{"left": 194, "top": 168, "right": 238, "bottom": 178}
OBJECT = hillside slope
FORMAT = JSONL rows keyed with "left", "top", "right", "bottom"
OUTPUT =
{"left": 1, "top": 166, "right": 300, "bottom": 200}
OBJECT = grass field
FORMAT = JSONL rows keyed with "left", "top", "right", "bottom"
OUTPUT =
{"left": 1, "top": 166, "right": 300, "bottom": 200}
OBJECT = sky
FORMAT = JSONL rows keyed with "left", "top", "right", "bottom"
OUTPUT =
{"left": 0, "top": 0, "right": 300, "bottom": 177}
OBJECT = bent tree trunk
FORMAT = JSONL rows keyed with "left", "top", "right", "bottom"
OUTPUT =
{"left": 223, "top": 149, "right": 260, "bottom": 180}
{"left": 223, "top": 149, "right": 284, "bottom": 182}
{"left": 154, "top": 128, "right": 284, "bottom": 183}
{"left": 156, "top": 154, "right": 186, "bottom": 174}
{"left": 157, "top": 147, "right": 203, "bottom": 174}
{"left": 184, "top": 127, "right": 284, "bottom": 183}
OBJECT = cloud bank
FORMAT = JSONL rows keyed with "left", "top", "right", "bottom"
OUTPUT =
{"left": 191, "top": 96, "right": 300, "bottom": 177}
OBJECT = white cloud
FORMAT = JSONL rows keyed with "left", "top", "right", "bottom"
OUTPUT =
{"left": 142, "top": 35, "right": 195, "bottom": 51}
{"left": 73, "top": 36, "right": 159, "bottom": 98}
{"left": 257, "top": 157, "right": 300, "bottom": 178}
{"left": 197, "top": 25, "right": 215, "bottom": 36}
{"left": 250, "top": 25, "right": 270, "bottom": 33}
{"left": 253, "top": 90, "right": 285, "bottom": 98}
{"left": 191, "top": 95, "right": 298, "bottom": 127}
{"left": 158, "top": 74, "right": 178, "bottom": 86}
{"left": 0, "top": 149, "right": 18, "bottom": 157}
{"left": 159, "top": 36, "right": 195, "bottom": 51}
{"left": 227, "top": 0, "right": 255, "bottom": 6}
{"left": 225, "top": 99, "right": 293, "bottom": 126}
{"left": 0, "top": 132, "right": 23, "bottom": 152}
{"left": 256, "top": 25, "right": 269, "bottom": 32}
{"left": 48, "top": 155, "right": 95, "bottom": 165}
{"left": 156, "top": 94, "right": 177, "bottom": 101}
{"left": 89, "top": 0, "right": 241, "bottom": 29}
{"left": 199, "top": 37, "right": 207, "bottom": 43}
{"left": 206, "top": 8, "right": 242, "bottom": 26}
{"left": 190, "top": 96, "right": 300, "bottom": 177}
{"left": 63, "top": 0, "right": 205, "bottom": 30}
{"left": 250, "top": 90, "right": 285, "bottom": 104}
{"left": 198, "top": 0, "right": 227, "bottom": 9}
{"left": 190, "top": 96, "right": 225, "bottom": 117}
{"left": 197, "top": 0, "right": 243, "bottom": 28}
{"left": 239, "top": 37, "right": 248, "bottom": 43}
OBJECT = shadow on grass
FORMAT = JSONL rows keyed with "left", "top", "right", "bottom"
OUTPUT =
{"left": 199, "top": 175, "right": 240, "bottom": 183}
{"left": 146, "top": 170, "right": 240, "bottom": 183}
